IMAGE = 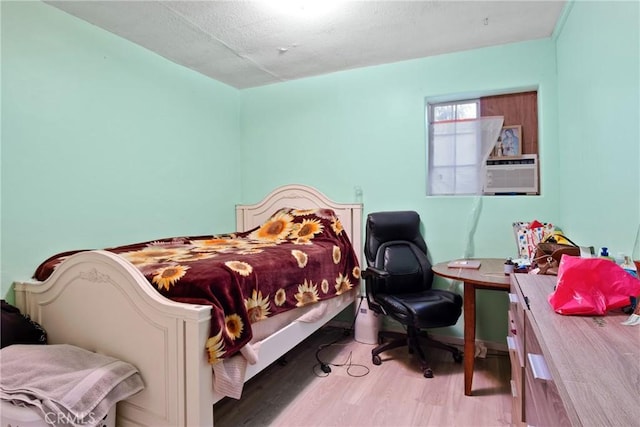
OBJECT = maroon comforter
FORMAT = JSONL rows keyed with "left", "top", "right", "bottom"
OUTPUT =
{"left": 34, "top": 208, "right": 360, "bottom": 364}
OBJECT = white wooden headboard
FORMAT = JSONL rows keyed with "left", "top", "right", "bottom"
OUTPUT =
{"left": 236, "top": 184, "right": 363, "bottom": 263}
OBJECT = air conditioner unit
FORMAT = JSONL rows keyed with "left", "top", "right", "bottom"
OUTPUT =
{"left": 484, "top": 154, "right": 538, "bottom": 195}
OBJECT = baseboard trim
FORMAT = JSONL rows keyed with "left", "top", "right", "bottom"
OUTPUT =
{"left": 328, "top": 319, "right": 508, "bottom": 355}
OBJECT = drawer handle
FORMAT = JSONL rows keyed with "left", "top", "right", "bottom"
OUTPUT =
{"left": 506, "top": 336, "right": 516, "bottom": 351}
{"left": 527, "top": 353, "right": 552, "bottom": 381}
{"left": 508, "top": 293, "right": 519, "bottom": 303}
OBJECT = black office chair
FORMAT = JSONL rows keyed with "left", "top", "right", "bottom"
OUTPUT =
{"left": 362, "top": 211, "right": 463, "bottom": 378}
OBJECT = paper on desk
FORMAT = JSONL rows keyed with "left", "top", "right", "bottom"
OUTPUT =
{"left": 621, "top": 314, "right": 640, "bottom": 326}
{"left": 621, "top": 299, "right": 640, "bottom": 326}
{"left": 447, "top": 260, "right": 481, "bottom": 269}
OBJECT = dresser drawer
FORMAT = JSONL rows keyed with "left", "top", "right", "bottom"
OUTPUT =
{"left": 508, "top": 275, "right": 528, "bottom": 426}
{"left": 509, "top": 276, "right": 526, "bottom": 344}
{"left": 524, "top": 311, "right": 571, "bottom": 426}
{"left": 507, "top": 335, "right": 525, "bottom": 426}
{"left": 507, "top": 309, "right": 524, "bottom": 368}
{"left": 510, "top": 379, "right": 525, "bottom": 427}
{"left": 524, "top": 358, "right": 570, "bottom": 426}
{"left": 509, "top": 276, "right": 526, "bottom": 367}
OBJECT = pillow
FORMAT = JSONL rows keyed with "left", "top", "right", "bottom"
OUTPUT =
{"left": 252, "top": 208, "right": 342, "bottom": 243}
{"left": 1, "top": 300, "right": 47, "bottom": 348}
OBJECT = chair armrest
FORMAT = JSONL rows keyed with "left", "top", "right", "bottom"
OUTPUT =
{"left": 362, "top": 267, "right": 389, "bottom": 280}
{"left": 362, "top": 267, "right": 389, "bottom": 315}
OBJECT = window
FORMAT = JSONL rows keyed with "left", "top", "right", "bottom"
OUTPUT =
{"left": 426, "top": 91, "right": 539, "bottom": 196}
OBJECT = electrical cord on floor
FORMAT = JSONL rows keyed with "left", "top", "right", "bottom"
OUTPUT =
{"left": 313, "top": 342, "right": 370, "bottom": 378}
{"left": 312, "top": 296, "right": 370, "bottom": 378}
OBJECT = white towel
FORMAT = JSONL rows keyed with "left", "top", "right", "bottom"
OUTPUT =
{"left": 0, "top": 344, "right": 144, "bottom": 427}
{"left": 212, "top": 342, "right": 261, "bottom": 399}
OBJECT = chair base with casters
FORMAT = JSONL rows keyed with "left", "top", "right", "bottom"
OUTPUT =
{"left": 368, "top": 288, "right": 464, "bottom": 378}
{"left": 371, "top": 328, "right": 463, "bottom": 378}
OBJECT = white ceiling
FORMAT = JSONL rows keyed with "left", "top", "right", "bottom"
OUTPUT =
{"left": 45, "top": 0, "right": 567, "bottom": 89}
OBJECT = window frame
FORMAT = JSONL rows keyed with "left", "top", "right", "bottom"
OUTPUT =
{"left": 426, "top": 89, "right": 541, "bottom": 197}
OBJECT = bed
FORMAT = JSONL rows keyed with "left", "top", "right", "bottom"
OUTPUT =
{"left": 13, "top": 184, "right": 362, "bottom": 427}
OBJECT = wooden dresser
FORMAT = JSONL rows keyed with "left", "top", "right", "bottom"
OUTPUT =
{"left": 508, "top": 273, "right": 639, "bottom": 426}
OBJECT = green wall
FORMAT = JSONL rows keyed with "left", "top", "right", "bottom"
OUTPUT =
{"left": 556, "top": 0, "right": 640, "bottom": 256}
{"left": 240, "top": 39, "right": 560, "bottom": 342}
{"left": 1, "top": 1, "right": 242, "bottom": 298}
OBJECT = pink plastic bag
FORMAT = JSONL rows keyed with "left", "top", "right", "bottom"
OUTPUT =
{"left": 548, "top": 256, "right": 640, "bottom": 315}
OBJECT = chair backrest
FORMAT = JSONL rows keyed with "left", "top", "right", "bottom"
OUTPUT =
{"left": 364, "top": 211, "right": 433, "bottom": 295}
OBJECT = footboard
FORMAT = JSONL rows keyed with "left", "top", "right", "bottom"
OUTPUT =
{"left": 13, "top": 251, "right": 357, "bottom": 427}
{"left": 14, "top": 250, "right": 215, "bottom": 427}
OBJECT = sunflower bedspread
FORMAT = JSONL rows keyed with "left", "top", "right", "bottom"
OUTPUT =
{"left": 33, "top": 208, "right": 360, "bottom": 364}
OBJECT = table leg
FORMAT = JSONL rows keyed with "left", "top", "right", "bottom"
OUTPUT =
{"left": 463, "top": 281, "right": 476, "bottom": 396}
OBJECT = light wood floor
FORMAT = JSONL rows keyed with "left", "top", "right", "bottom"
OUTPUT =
{"left": 213, "top": 326, "right": 513, "bottom": 427}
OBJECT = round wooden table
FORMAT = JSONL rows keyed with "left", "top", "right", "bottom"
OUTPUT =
{"left": 432, "top": 258, "right": 511, "bottom": 396}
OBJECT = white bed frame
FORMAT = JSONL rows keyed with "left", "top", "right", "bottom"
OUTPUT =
{"left": 13, "top": 184, "right": 362, "bottom": 427}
